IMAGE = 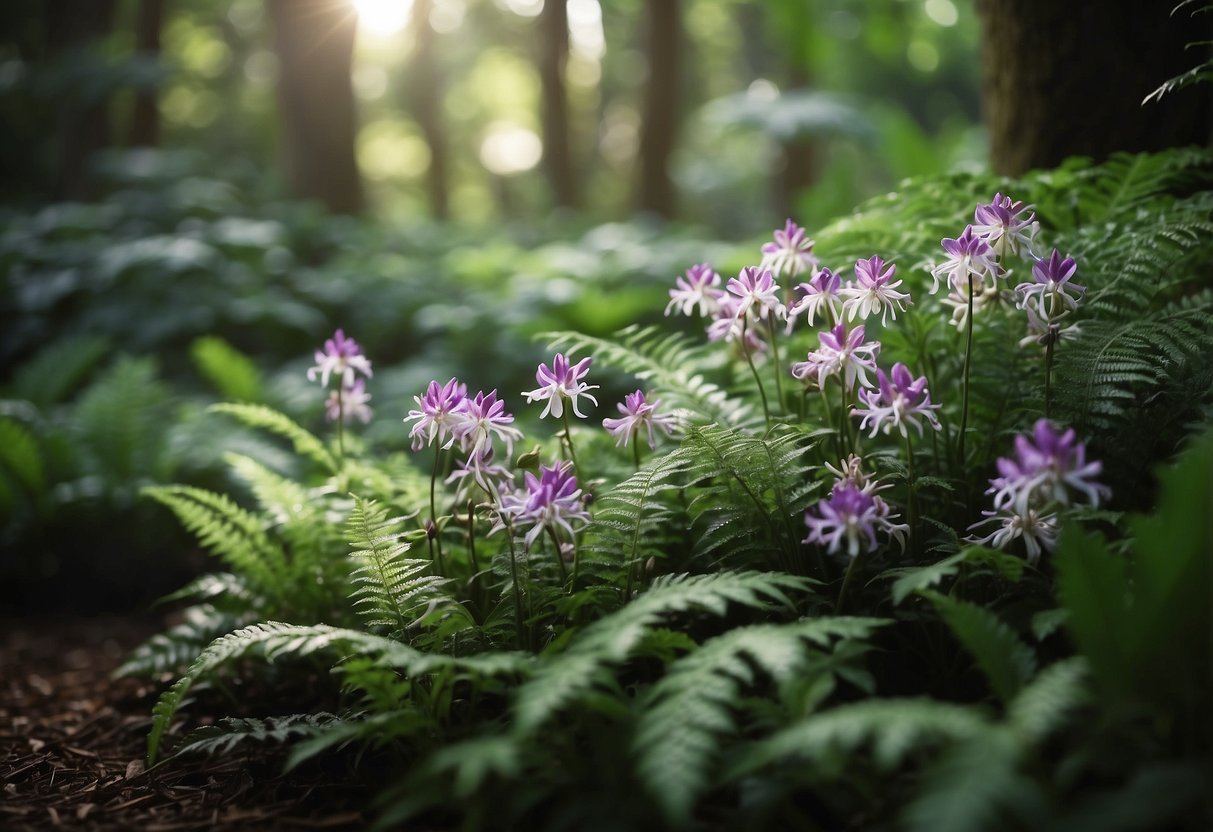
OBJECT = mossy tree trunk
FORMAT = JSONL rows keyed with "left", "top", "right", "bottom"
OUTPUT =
{"left": 978, "top": 0, "right": 1212, "bottom": 176}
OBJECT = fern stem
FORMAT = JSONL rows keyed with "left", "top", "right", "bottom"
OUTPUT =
{"left": 766, "top": 316, "right": 786, "bottom": 420}
{"left": 959, "top": 275, "right": 974, "bottom": 480}
{"left": 741, "top": 318, "right": 771, "bottom": 427}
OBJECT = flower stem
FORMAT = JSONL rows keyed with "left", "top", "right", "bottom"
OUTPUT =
{"left": 904, "top": 432, "right": 918, "bottom": 557}
{"left": 631, "top": 439, "right": 642, "bottom": 472}
{"left": 766, "top": 316, "right": 785, "bottom": 419}
{"left": 959, "top": 274, "right": 974, "bottom": 477}
{"left": 742, "top": 318, "right": 771, "bottom": 427}
{"left": 335, "top": 386, "right": 345, "bottom": 466}
{"left": 561, "top": 411, "right": 580, "bottom": 473}
{"left": 429, "top": 448, "right": 445, "bottom": 576}
{"left": 1044, "top": 338, "right": 1054, "bottom": 419}
{"left": 503, "top": 520, "right": 526, "bottom": 651}
{"left": 835, "top": 549, "right": 865, "bottom": 613}
{"left": 546, "top": 526, "right": 569, "bottom": 584}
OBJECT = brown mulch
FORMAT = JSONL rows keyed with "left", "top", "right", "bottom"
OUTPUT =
{"left": 1, "top": 615, "right": 371, "bottom": 830}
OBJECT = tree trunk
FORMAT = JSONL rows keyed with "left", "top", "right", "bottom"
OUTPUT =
{"left": 267, "top": 0, "right": 364, "bottom": 214}
{"left": 538, "top": 0, "right": 578, "bottom": 209}
{"left": 978, "top": 0, "right": 1212, "bottom": 176}
{"left": 129, "top": 0, "right": 164, "bottom": 148}
{"left": 637, "top": 0, "right": 681, "bottom": 218}
{"left": 775, "top": 66, "right": 815, "bottom": 221}
{"left": 405, "top": 0, "right": 450, "bottom": 220}
{"left": 45, "top": 0, "right": 115, "bottom": 200}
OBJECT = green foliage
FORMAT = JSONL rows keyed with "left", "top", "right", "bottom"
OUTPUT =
{"left": 190, "top": 336, "right": 263, "bottom": 403}
{"left": 173, "top": 713, "right": 343, "bottom": 759}
{"left": 208, "top": 403, "right": 336, "bottom": 473}
{"left": 924, "top": 592, "right": 1037, "bottom": 705}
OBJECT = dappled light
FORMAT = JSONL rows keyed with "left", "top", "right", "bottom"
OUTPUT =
{"left": 1, "top": 1, "right": 1210, "bottom": 829}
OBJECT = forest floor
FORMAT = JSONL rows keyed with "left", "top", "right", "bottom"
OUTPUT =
{"left": 1, "top": 614, "right": 371, "bottom": 831}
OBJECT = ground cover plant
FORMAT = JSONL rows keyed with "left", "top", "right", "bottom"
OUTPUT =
{"left": 112, "top": 147, "right": 1213, "bottom": 831}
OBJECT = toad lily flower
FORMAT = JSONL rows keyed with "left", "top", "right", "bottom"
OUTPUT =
{"left": 803, "top": 483, "right": 908, "bottom": 559}
{"left": 524, "top": 353, "right": 599, "bottom": 420}
{"left": 665, "top": 263, "right": 724, "bottom": 318}
{"left": 1015, "top": 249, "right": 1085, "bottom": 319}
{"left": 325, "top": 378, "right": 372, "bottom": 424}
{"left": 307, "top": 328, "right": 373, "bottom": 389}
{"left": 726, "top": 266, "right": 785, "bottom": 323}
{"left": 852, "top": 362, "right": 942, "bottom": 438}
{"left": 602, "top": 390, "right": 678, "bottom": 450}
{"left": 404, "top": 377, "right": 468, "bottom": 451}
{"left": 791, "top": 322, "right": 880, "bottom": 392}
{"left": 498, "top": 461, "right": 591, "bottom": 548}
{"left": 760, "top": 219, "right": 819, "bottom": 279}
{"left": 930, "top": 226, "right": 999, "bottom": 296}
{"left": 840, "top": 256, "right": 911, "bottom": 326}
{"left": 452, "top": 389, "right": 524, "bottom": 458}
{"left": 972, "top": 192, "right": 1039, "bottom": 259}
{"left": 786, "top": 267, "right": 843, "bottom": 331}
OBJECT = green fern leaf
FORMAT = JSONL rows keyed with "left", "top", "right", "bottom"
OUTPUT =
{"left": 190, "top": 336, "right": 262, "bottom": 403}
{"left": 512, "top": 571, "right": 810, "bottom": 734}
{"left": 924, "top": 591, "right": 1037, "bottom": 704}
{"left": 1007, "top": 658, "right": 1088, "bottom": 745}
{"left": 173, "top": 712, "right": 342, "bottom": 759}
{"left": 208, "top": 403, "right": 336, "bottom": 472}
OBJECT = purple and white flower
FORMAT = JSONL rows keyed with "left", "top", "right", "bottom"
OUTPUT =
{"left": 760, "top": 219, "right": 819, "bottom": 279}
{"left": 785, "top": 267, "right": 843, "bottom": 331}
{"left": 498, "top": 461, "right": 591, "bottom": 548}
{"left": 1015, "top": 249, "right": 1085, "bottom": 318}
{"left": 852, "top": 362, "right": 942, "bottom": 438}
{"left": 307, "top": 328, "right": 373, "bottom": 389}
{"left": 840, "top": 256, "right": 911, "bottom": 326}
{"left": 726, "top": 266, "right": 785, "bottom": 323}
{"left": 1018, "top": 305, "right": 1082, "bottom": 348}
{"left": 985, "top": 419, "right": 1108, "bottom": 514}
{"left": 824, "top": 453, "right": 888, "bottom": 495}
{"left": 968, "top": 507, "right": 1059, "bottom": 565}
{"left": 602, "top": 390, "right": 678, "bottom": 449}
{"left": 523, "top": 354, "right": 599, "bottom": 420}
{"left": 972, "top": 192, "right": 1039, "bottom": 259}
{"left": 452, "top": 389, "right": 524, "bottom": 457}
{"left": 790, "top": 322, "right": 880, "bottom": 392}
{"left": 803, "top": 484, "right": 908, "bottom": 558}
{"left": 446, "top": 447, "right": 513, "bottom": 502}
{"left": 404, "top": 377, "right": 468, "bottom": 451}
{"left": 325, "top": 378, "right": 372, "bottom": 424}
{"left": 665, "top": 263, "right": 723, "bottom": 318}
{"left": 929, "top": 226, "right": 999, "bottom": 296}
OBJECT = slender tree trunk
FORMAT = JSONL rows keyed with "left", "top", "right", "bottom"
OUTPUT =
{"left": 267, "top": 0, "right": 364, "bottom": 214}
{"left": 538, "top": 0, "right": 577, "bottom": 209}
{"left": 46, "top": 0, "right": 116, "bottom": 200}
{"left": 129, "top": 0, "right": 164, "bottom": 147}
{"left": 405, "top": 0, "right": 450, "bottom": 220}
{"left": 978, "top": 0, "right": 1212, "bottom": 176}
{"left": 637, "top": 0, "right": 681, "bottom": 218}
{"left": 775, "top": 66, "right": 815, "bottom": 220}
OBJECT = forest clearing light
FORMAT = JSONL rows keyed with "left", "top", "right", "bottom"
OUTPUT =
{"left": 480, "top": 123, "right": 543, "bottom": 175}
{"left": 352, "top": 0, "right": 411, "bottom": 36}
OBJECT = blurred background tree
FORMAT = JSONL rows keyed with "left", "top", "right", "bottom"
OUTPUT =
{"left": 0, "top": 0, "right": 1207, "bottom": 228}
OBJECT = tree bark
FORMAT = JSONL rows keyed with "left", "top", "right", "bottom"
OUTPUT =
{"left": 978, "top": 0, "right": 1212, "bottom": 176}
{"left": 405, "top": 0, "right": 450, "bottom": 220}
{"left": 637, "top": 0, "right": 681, "bottom": 218}
{"left": 538, "top": 0, "right": 578, "bottom": 209}
{"left": 45, "top": 0, "right": 115, "bottom": 200}
{"left": 267, "top": 0, "right": 365, "bottom": 214}
{"left": 129, "top": 0, "right": 164, "bottom": 148}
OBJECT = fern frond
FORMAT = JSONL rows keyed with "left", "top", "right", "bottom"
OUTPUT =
{"left": 9, "top": 334, "right": 110, "bottom": 406}
{"left": 0, "top": 417, "right": 43, "bottom": 496}
{"left": 512, "top": 570, "right": 811, "bottom": 734}
{"left": 542, "top": 326, "right": 756, "bottom": 427}
{"left": 634, "top": 616, "right": 887, "bottom": 824}
{"left": 346, "top": 496, "right": 449, "bottom": 638}
{"left": 208, "top": 403, "right": 336, "bottom": 472}
{"left": 115, "top": 603, "right": 244, "bottom": 679}
{"left": 190, "top": 336, "right": 262, "bottom": 403}
{"left": 142, "top": 485, "right": 288, "bottom": 598}
{"left": 729, "top": 698, "right": 991, "bottom": 778}
{"left": 172, "top": 712, "right": 342, "bottom": 759}
{"left": 1007, "top": 658, "right": 1088, "bottom": 745}
{"left": 924, "top": 591, "right": 1037, "bottom": 704}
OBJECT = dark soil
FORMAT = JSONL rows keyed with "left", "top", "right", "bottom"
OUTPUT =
{"left": 1, "top": 615, "right": 371, "bottom": 830}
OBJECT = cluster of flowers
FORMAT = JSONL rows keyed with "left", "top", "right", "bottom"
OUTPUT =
{"left": 930, "top": 193, "right": 1084, "bottom": 344}
{"left": 968, "top": 419, "right": 1108, "bottom": 563}
{"left": 803, "top": 455, "right": 908, "bottom": 559}
{"left": 307, "top": 329, "right": 374, "bottom": 424}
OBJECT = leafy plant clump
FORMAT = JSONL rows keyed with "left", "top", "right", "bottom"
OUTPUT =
{"left": 122, "top": 148, "right": 1213, "bottom": 830}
